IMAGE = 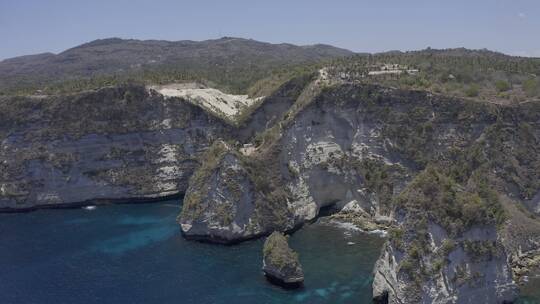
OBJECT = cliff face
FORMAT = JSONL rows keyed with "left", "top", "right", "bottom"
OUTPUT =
{"left": 372, "top": 168, "right": 518, "bottom": 304}
{"left": 0, "top": 74, "right": 312, "bottom": 211}
{"left": 180, "top": 84, "right": 506, "bottom": 238}
{"left": 373, "top": 228, "right": 517, "bottom": 304}
{"left": 178, "top": 81, "right": 540, "bottom": 303}
{"left": 0, "top": 85, "right": 231, "bottom": 210}
{"left": 1, "top": 74, "right": 539, "bottom": 303}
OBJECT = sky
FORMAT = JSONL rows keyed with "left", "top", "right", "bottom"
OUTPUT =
{"left": 1, "top": 0, "right": 539, "bottom": 60}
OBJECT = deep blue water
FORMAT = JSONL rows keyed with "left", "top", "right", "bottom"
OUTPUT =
{"left": 0, "top": 201, "right": 386, "bottom": 304}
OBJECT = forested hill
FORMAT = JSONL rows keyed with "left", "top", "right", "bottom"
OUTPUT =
{"left": 2, "top": 39, "right": 540, "bottom": 104}
{"left": 0, "top": 37, "right": 353, "bottom": 95}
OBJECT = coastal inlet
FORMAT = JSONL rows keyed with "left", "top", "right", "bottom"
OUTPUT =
{"left": 0, "top": 201, "right": 385, "bottom": 304}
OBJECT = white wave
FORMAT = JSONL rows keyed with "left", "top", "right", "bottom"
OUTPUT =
{"left": 366, "top": 229, "right": 388, "bottom": 237}
{"left": 323, "top": 219, "right": 388, "bottom": 237}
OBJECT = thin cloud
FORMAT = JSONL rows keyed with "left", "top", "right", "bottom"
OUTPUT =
{"left": 518, "top": 12, "right": 526, "bottom": 19}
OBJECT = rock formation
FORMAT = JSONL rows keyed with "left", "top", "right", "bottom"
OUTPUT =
{"left": 178, "top": 141, "right": 294, "bottom": 243}
{"left": 1, "top": 61, "right": 539, "bottom": 303}
{"left": 262, "top": 232, "right": 304, "bottom": 288}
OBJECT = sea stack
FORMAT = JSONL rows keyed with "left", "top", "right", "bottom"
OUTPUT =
{"left": 262, "top": 232, "right": 304, "bottom": 288}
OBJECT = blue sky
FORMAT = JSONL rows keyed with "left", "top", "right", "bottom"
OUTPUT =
{"left": 1, "top": 0, "right": 539, "bottom": 60}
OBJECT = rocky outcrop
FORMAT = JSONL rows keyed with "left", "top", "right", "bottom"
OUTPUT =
{"left": 262, "top": 232, "right": 304, "bottom": 288}
{"left": 178, "top": 142, "right": 295, "bottom": 243}
{"left": 0, "top": 85, "right": 231, "bottom": 210}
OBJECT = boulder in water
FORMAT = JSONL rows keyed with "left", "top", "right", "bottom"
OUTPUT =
{"left": 262, "top": 232, "right": 304, "bottom": 288}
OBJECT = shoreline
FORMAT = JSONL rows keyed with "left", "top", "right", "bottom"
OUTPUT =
{"left": 0, "top": 192, "right": 184, "bottom": 214}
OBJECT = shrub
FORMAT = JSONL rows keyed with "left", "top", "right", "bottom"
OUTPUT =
{"left": 464, "top": 84, "right": 480, "bottom": 97}
{"left": 495, "top": 80, "right": 511, "bottom": 92}
{"left": 399, "top": 258, "right": 415, "bottom": 274}
{"left": 462, "top": 240, "right": 500, "bottom": 262}
{"left": 440, "top": 239, "right": 456, "bottom": 255}
{"left": 523, "top": 78, "right": 539, "bottom": 97}
{"left": 432, "top": 258, "right": 445, "bottom": 273}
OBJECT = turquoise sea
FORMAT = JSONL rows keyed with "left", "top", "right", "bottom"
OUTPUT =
{"left": 2, "top": 201, "right": 538, "bottom": 303}
{"left": 0, "top": 201, "right": 385, "bottom": 304}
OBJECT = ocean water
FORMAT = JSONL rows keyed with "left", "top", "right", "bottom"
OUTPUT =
{"left": 0, "top": 201, "right": 385, "bottom": 304}
{"left": 518, "top": 276, "right": 540, "bottom": 304}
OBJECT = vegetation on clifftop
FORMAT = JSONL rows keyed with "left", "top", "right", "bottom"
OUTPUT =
{"left": 328, "top": 48, "right": 540, "bottom": 103}
{"left": 396, "top": 166, "right": 505, "bottom": 237}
